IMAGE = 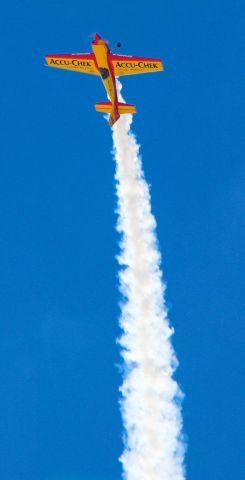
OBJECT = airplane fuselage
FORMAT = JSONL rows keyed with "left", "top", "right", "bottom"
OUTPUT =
{"left": 92, "top": 35, "right": 120, "bottom": 125}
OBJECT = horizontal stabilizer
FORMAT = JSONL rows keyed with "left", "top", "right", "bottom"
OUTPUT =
{"left": 95, "top": 102, "right": 136, "bottom": 114}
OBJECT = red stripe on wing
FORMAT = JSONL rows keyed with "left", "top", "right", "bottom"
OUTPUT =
{"left": 110, "top": 55, "right": 162, "bottom": 63}
{"left": 45, "top": 53, "right": 96, "bottom": 60}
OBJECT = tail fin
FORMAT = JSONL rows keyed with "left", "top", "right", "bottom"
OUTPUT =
{"left": 95, "top": 102, "right": 136, "bottom": 114}
{"left": 109, "top": 113, "right": 119, "bottom": 127}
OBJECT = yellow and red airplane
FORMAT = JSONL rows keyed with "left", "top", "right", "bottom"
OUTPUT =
{"left": 45, "top": 33, "right": 164, "bottom": 127}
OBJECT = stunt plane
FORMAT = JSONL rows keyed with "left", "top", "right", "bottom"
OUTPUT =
{"left": 45, "top": 33, "right": 164, "bottom": 127}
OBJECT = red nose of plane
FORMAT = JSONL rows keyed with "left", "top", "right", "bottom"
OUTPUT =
{"left": 93, "top": 33, "right": 101, "bottom": 43}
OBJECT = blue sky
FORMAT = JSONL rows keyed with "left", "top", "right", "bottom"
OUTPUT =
{"left": 0, "top": 0, "right": 244, "bottom": 479}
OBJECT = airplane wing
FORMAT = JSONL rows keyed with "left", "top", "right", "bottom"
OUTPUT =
{"left": 45, "top": 53, "right": 99, "bottom": 75}
{"left": 110, "top": 55, "right": 164, "bottom": 76}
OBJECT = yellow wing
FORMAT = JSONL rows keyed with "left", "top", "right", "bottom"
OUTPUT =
{"left": 45, "top": 53, "right": 99, "bottom": 75}
{"left": 110, "top": 55, "right": 164, "bottom": 76}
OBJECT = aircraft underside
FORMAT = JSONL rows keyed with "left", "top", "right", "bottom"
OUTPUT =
{"left": 45, "top": 33, "right": 164, "bottom": 126}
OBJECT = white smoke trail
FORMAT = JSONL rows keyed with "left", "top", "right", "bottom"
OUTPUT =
{"left": 112, "top": 82, "right": 185, "bottom": 480}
